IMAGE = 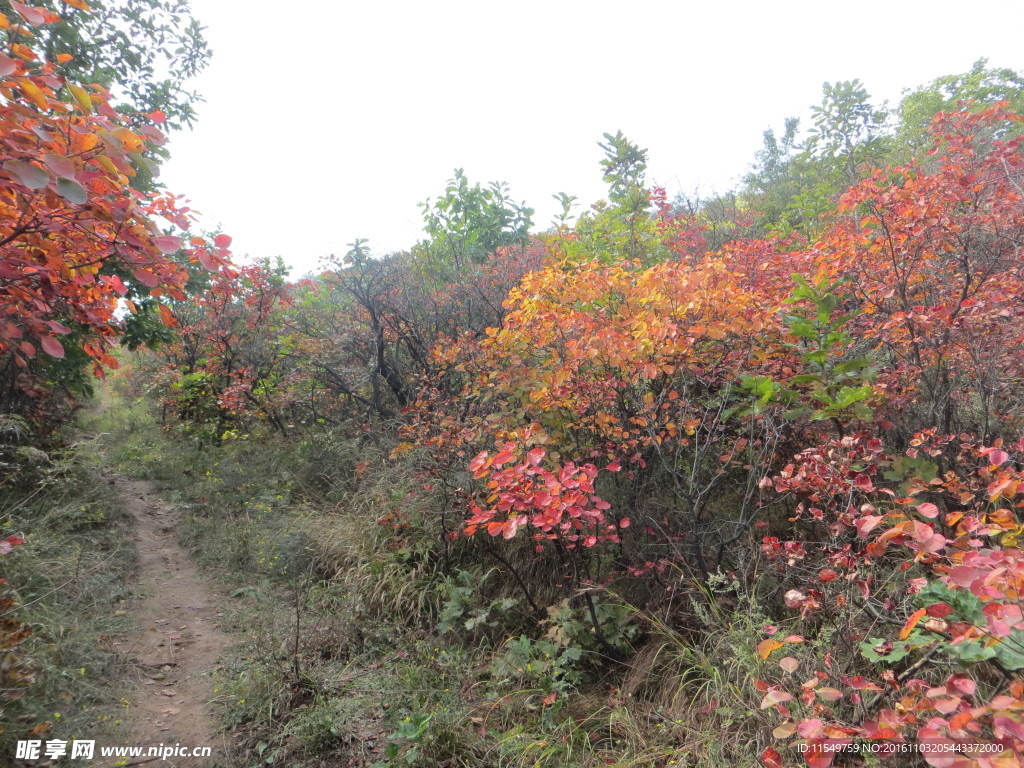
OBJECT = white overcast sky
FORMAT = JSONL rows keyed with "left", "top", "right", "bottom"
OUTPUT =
{"left": 159, "top": 0, "right": 1023, "bottom": 276}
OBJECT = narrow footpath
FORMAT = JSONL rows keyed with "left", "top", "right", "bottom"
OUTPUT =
{"left": 99, "top": 473, "right": 232, "bottom": 767}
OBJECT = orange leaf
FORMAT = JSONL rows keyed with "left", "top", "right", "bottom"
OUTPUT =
{"left": 899, "top": 608, "right": 927, "bottom": 640}
{"left": 67, "top": 82, "right": 91, "bottom": 113}
{"left": 157, "top": 303, "right": 179, "bottom": 328}
{"left": 757, "top": 639, "right": 785, "bottom": 660}
{"left": 113, "top": 127, "right": 144, "bottom": 153}
{"left": 18, "top": 77, "right": 48, "bottom": 110}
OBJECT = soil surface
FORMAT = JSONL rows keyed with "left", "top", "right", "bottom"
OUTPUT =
{"left": 100, "top": 474, "right": 232, "bottom": 767}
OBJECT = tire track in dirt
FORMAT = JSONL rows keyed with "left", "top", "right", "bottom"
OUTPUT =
{"left": 100, "top": 474, "right": 232, "bottom": 767}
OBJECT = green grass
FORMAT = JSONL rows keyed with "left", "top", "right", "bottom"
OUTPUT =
{"left": 0, "top": 426, "right": 138, "bottom": 755}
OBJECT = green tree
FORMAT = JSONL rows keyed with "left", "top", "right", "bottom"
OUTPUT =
{"left": 742, "top": 81, "right": 889, "bottom": 237}
{"left": 0, "top": 0, "right": 211, "bottom": 130}
{"left": 418, "top": 168, "right": 533, "bottom": 270}
{"left": 742, "top": 117, "right": 807, "bottom": 231}
{"left": 574, "top": 131, "right": 663, "bottom": 263}
{"left": 806, "top": 79, "right": 888, "bottom": 187}
{"left": 895, "top": 59, "right": 1024, "bottom": 157}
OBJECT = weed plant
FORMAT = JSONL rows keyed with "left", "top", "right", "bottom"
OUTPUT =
{"left": 0, "top": 424, "right": 137, "bottom": 755}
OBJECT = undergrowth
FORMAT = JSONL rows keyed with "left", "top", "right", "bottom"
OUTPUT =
{"left": 83, "top": 386, "right": 787, "bottom": 768}
{"left": 0, "top": 417, "right": 136, "bottom": 756}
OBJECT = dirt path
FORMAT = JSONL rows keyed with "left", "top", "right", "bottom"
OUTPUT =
{"left": 101, "top": 473, "right": 232, "bottom": 767}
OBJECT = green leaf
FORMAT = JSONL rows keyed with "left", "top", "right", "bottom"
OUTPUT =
{"left": 859, "top": 633, "right": 927, "bottom": 663}
{"left": 56, "top": 177, "right": 88, "bottom": 204}
{"left": 831, "top": 385, "right": 873, "bottom": 409}
{"left": 817, "top": 294, "right": 838, "bottom": 321}
{"left": 788, "top": 322, "right": 817, "bottom": 340}
{"left": 833, "top": 359, "right": 871, "bottom": 374}
{"left": 789, "top": 373, "right": 823, "bottom": 385}
{"left": 5, "top": 160, "right": 49, "bottom": 189}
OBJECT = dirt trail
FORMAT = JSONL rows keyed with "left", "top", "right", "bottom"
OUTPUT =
{"left": 100, "top": 473, "right": 232, "bottom": 767}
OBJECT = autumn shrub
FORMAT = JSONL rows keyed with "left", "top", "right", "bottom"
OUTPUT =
{"left": 754, "top": 430, "right": 1024, "bottom": 766}
{"left": 98, "top": 88, "right": 1024, "bottom": 766}
{"left": 819, "top": 105, "right": 1024, "bottom": 441}
{"left": 0, "top": 3, "right": 233, "bottom": 426}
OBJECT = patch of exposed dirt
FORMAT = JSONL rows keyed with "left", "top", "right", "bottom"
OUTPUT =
{"left": 99, "top": 475, "right": 232, "bottom": 767}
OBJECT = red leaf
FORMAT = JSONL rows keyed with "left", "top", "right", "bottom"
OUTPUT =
{"left": 926, "top": 602, "right": 953, "bottom": 618}
{"left": 198, "top": 252, "right": 218, "bottom": 271}
{"left": 933, "top": 697, "right": 961, "bottom": 714}
{"left": 0, "top": 53, "right": 17, "bottom": 76}
{"left": 797, "top": 718, "right": 825, "bottom": 738}
{"left": 948, "top": 566, "right": 983, "bottom": 588}
{"left": 856, "top": 515, "right": 884, "bottom": 538}
{"left": 947, "top": 675, "right": 975, "bottom": 696}
{"left": 133, "top": 269, "right": 159, "bottom": 288}
{"left": 214, "top": 233, "right": 232, "bottom": 248}
{"left": 153, "top": 235, "right": 181, "bottom": 254}
{"left": 110, "top": 274, "right": 128, "bottom": 296}
{"left": 853, "top": 473, "right": 874, "bottom": 492}
{"left": 45, "top": 320, "right": 71, "bottom": 334}
{"left": 10, "top": 1, "right": 46, "bottom": 25}
{"left": 842, "top": 676, "right": 883, "bottom": 691}
{"left": 988, "top": 450, "right": 1009, "bottom": 466}
{"left": 40, "top": 335, "right": 64, "bottom": 358}
{"left": 43, "top": 153, "right": 77, "bottom": 180}
{"left": 491, "top": 450, "right": 515, "bottom": 467}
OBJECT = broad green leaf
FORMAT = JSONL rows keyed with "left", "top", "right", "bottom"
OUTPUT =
{"left": 5, "top": 160, "right": 48, "bottom": 189}
{"left": 56, "top": 177, "right": 88, "bottom": 204}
